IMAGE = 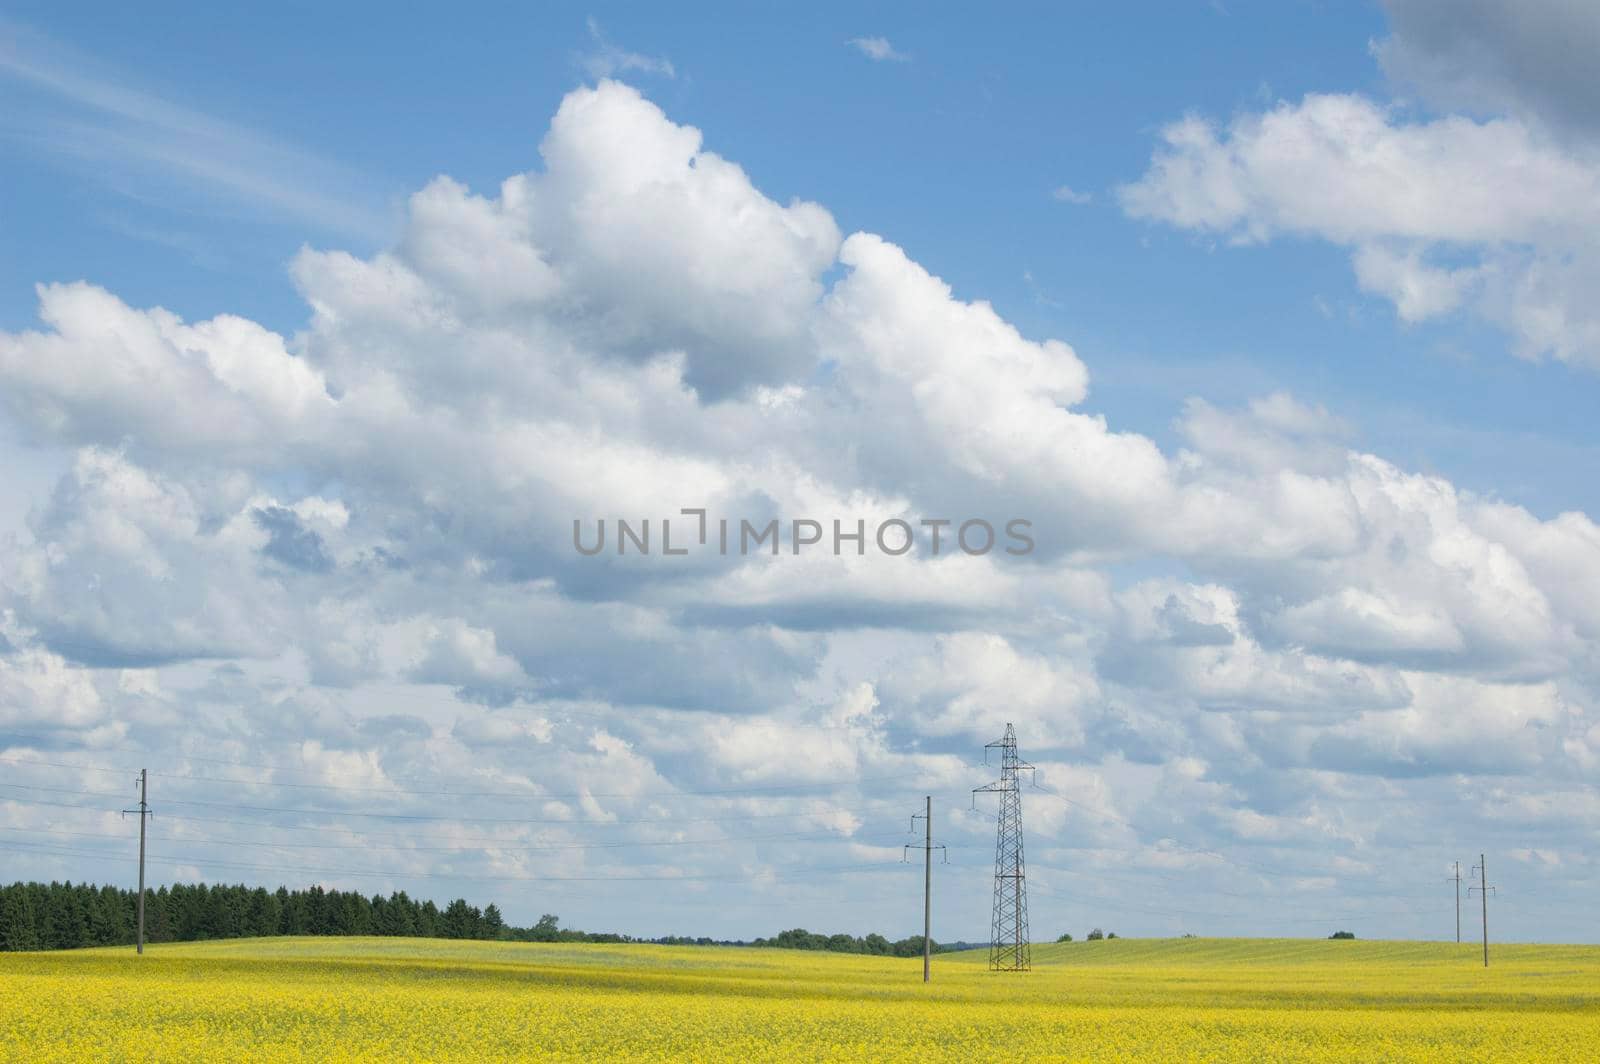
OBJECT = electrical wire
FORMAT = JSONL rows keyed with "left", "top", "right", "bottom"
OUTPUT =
{"left": 0, "top": 792, "right": 868, "bottom": 837}
{"left": 0, "top": 757, "right": 924, "bottom": 800}
{"left": 0, "top": 839, "right": 904, "bottom": 885}
{"left": 0, "top": 823, "right": 900, "bottom": 856}
{"left": 0, "top": 780, "right": 913, "bottom": 824}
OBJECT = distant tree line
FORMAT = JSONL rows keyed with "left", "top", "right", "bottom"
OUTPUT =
{"left": 0, "top": 881, "right": 525, "bottom": 951}
{"left": 750, "top": 928, "right": 959, "bottom": 957}
{"left": 0, "top": 880, "right": 963, "bottom": 955}
{"left": 503, "top": 912, "right": 628, "bottom": 945}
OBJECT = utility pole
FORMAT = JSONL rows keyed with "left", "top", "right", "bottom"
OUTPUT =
{"left": 1469, "top": 854, "right": 1495, "bottom": 968}
{"left": 923, "top": 796, "right": 931, "bottom": 982}
{"left": 121, "top": 769, "right": 152, "bottom": 954}
{"left": 905, "top": 796, "right": 945, "bottom": 983}
{"left": 1456, "top": 861, "right": 1464, "bottom": 944}
{"left": 973, "top": 723, "right": 1035, "bottom": 972}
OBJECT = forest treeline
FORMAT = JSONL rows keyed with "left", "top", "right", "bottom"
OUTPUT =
{"left": 0, "top": 881, "right": 954, "bottom": 955}
{"left": 0, "top": 880, "right": 622, "bottom": 951}
{"left": 749, "top": 927, "right": 964, "bottom": 956}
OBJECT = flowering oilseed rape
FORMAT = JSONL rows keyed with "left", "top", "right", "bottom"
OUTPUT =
{"left": 4, "top": 936, "right": 1599, "bottom": 1061}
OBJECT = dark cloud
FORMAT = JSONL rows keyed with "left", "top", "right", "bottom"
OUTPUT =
{"left": 1380, "top": 0, "right": 1600, "bottom": 138}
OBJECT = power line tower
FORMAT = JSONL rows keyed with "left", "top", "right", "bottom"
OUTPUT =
{"left": 1469, "top": 854, "right": 1495, "bottom": 968}
{"left": 121, "top": 768, "right": 153, "bottom": 955}
{"left": 973, "top": 723, "right": 1035, "bottom": 972}
{"left": 903, "top": 796, "right": 946, "bottom": 983}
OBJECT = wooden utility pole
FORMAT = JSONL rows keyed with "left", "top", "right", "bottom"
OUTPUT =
{"left": 122, "top": 769, "right": 152, "bottom": 954}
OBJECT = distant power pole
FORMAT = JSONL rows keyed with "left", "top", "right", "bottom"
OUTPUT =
{"left": 905, "top": 797, "right": 946, "bottom": 982}
{"left": 121, "top": 769, "right": 152, "bottom": 954}
{"left": 1449, "top": 861, "right": 1461, "bottom": 943}
{"left": 1469, "top": 854, "right": 1496, "bottom": 968}
{"left": 973, "top": 723, "right": 1035, "bottom": 972}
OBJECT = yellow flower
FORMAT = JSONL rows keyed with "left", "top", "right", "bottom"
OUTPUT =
{"left": 2, "top": 936, "right": 1597, "bottom": 1061}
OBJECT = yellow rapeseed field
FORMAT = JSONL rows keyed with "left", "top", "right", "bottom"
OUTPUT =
{"left": 4, "top": 935, "right": 1599, "bottom": 1061}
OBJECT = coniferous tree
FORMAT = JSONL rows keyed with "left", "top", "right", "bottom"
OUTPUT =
{"left": 482, "top": 903, "right": 505, "bottom": 940}
{"left": 418, "top": 900, "right": 440, "bottom": 938}
{"left": 1, "top": 886, "right": 41, "bottom": 951}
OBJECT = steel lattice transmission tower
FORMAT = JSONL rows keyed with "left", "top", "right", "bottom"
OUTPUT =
{"left": 973, "top": 723, "right": 1035, "bottom": 972}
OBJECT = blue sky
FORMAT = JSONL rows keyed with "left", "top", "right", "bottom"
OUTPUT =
{"left": 2, "top": 3, "right": 1599, "bottom": 943}
{"left": 6, "top": 4, "right": 1594, "bottom": 514}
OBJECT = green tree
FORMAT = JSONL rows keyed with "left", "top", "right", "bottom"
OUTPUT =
{"left": 89, "top": 885, "right": 130, "bottom": 945}
{"left": 441, "top": 899, "right": 480, "bottom": 939}
{"left": 527, "top": 914, "right": 561, "bottom": 942}
{"left": 1, "top": 887, "right": 40, "bottom": 951}
{"left": 481, "top": 903, "right": 505, "bottom": 940}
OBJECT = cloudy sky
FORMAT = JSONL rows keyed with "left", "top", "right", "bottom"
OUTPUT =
{"left": 2, "top": 2, "right": 1597, "bottom": 943}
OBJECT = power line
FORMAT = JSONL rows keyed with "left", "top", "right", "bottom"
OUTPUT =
{"left": 1, "top": 726, "right": 909, "bottom": 785}
{"left": 0, "top": 812, "right": 1456, "bottom": 921}
{"left": 0, "top": 780, "right": 911, "bottom": 824}
{"left": 1019, "top": 782, "right": 1471, "bottom": 899}
{"left": 0, "top": 824, "right": 901, "bottom": 856}
{"left": 2, "top": 774, "right": 1534, "bottom": 936}
{"left": 2, "top": 752, "right": 1481, "bottom": 909}
{"left": 0, "top": 838, "right": 903, "bottom": 885}
{"left": 3, "top": 742, "right": 1579, "bottom": 945}
{"left": 156, "top": 768, "right": 919, "bottom": 799}
{"left": 2, "top": 742, "right": 588, "bottom": 783}
{"left": 1025, "top": 784, "right": 1321, "bottom": 882}
{"left": 0, "top": 758, "right": 924, "bottom": 800}
{"left": 0, "top": 791, "right": 878, "bottom": 833}
{"left": 1027, "top": 880, "right": 1451, "bottom": 926}
{"left": 1022, "top": 859, "right": 1437, "bottom": 905}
